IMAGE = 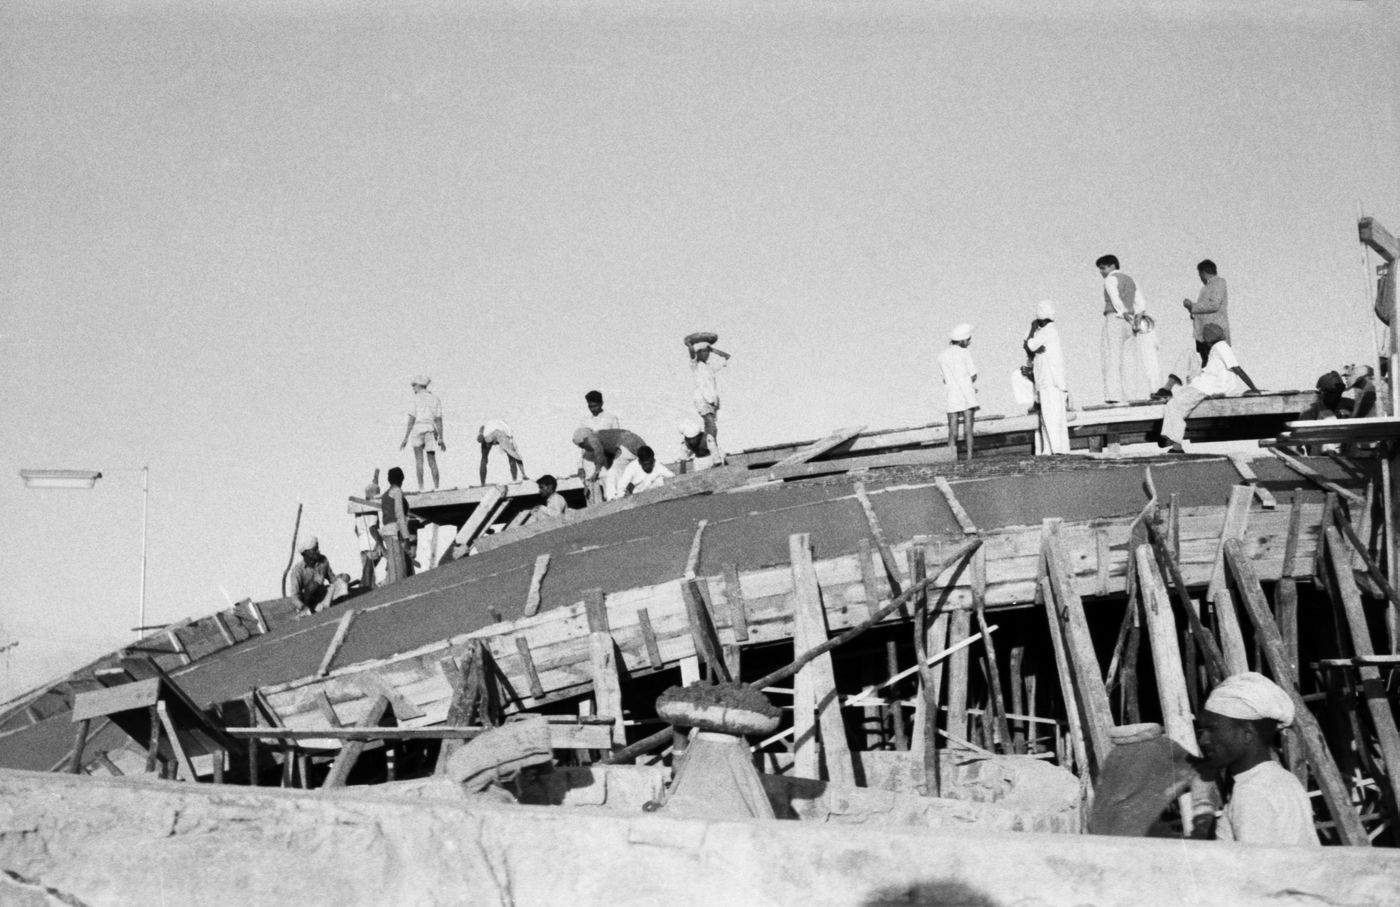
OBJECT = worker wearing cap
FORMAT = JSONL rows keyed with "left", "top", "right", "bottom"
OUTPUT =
{"left": 1158, "top": 323, "right": 1261, "bottom": 452}
{"left": 685, "top": 333, "right": 731, "bottom": 461}
{"left": 288, "top": 536, "right": 345, "bottom": 617}
{"left": 1197, "top": 672, "right": 1318, "bottom": 846}
{"left": 677, "top": 417, "right": 718, "bottom": 472}
{"left": 398, "top": 375, "right": 444, "bottom": 491}
{"left": 573, "top": 426, "right": 647, "bottom": 503}
{"left": 478, "top": 420, "right": 528, "bottom": 485}
{"left": 1025, "top": 300, "right": 1070, "bottom": 455}
{"left": 938, "top": 323, "right": 978, "bottom": 461}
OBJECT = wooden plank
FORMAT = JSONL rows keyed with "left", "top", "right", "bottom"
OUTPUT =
{"left": 1269, "top": 448, "right": 1365, "bottom": 506}
{"left": 856, "top": 539, "right": 884, "bottom": 618}
{"left": 682, "top": 579, "right": 731, "bottom": 682}
{"left": 682, "top": 520, "right": 708, "bottom": 580}
{"left": 583, "top": 589, "right": 609, "bottom": 634}
{"left": 322, "top": 694, "right": 391, "bottom": 788}
{"left": 1135, "top": 548, "right": 1198, "bottom": 756}
{"left": 514, "top": 637, "right": 546, "bottom": 700}
{"left": 722, "top": 563, "right": 750, "bottom": 642}
{"left": 789, "top": 533, "right": 855, "bottom": 787}
{"left": 166, "top": 628, "right": 192, "bottom": 666}
{"left": 771, "top": 425, "right": 867, "bottom": 467}
{"left": 156, "top": 700, "right": 197, "bottom": 782}
{"left": 636, "top": 608, "right": 664, "bottom": 670}
{"left": 212, "top": 612, "right": 237, "bottom": 647}
{"left": 72, "top": 678, "right": 160, "bottom": 723}
{"left": 353, "top": 672, "right": 425, "bottom": 721}
{"left": 945, "top": 610, "right": 971, "bottom": 744}
{"left": 853, "top": 482, "right": 903, "bottom": 596}
{"left": 225, "top": 724, "right": 613, "bottom": 749}
{"left": 1039, "top": 576, "right": 1088, "bottom": 777}
{"left": 1226, "top": 538, "right": 1371, "bottom": 846}
{"left": 523, "top": 553, "right": 551, "bottom": 617}
{"left": 314, "top": 691, "right": 343, "bottom": 728}
{"left": 1144, "top": 521, "right": 1228, "bottom": 685}
{"left": 450, "top": 484, "right": 507, "bottom": 553}
{"left": 972, "top": 547, "right": 1011, "bottom": 752}
{"left": 589, "top": 631, "right": 626, "bottom": 746}
{"left": 68, "top": 719, "right": 91, "bottom": 774}
{"left": 1042, "top": 523, "right": 1114, "bottom": 775}
{"left": 1229, "top": 454, "right": 1276, "bottom": 509}
{"left": 246, "top": 600, "right": 270, "bottom": 635}
{"left": 1207, "top": 486, "right": 1254, "bottom": 673}
{"left": 317, "top": 610, "right": 357, "bottom": 677}
{"left": 1359, "top": 216, "right": 1399, "bottom": 262}
{"left": 1095, "top": 529, "right": 1111, "bottom": 597}
{"left": 1323, "top": 528, "right": 1400, "bottom": 810}
{"left": 934, "top": 477, "right": 978, "bottom": 536}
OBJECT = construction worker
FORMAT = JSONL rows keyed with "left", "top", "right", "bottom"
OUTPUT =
{"left": 619, "top": 445, "right": 674, "bottom": 495}
{"left": 685, "top": 332, "right": 730, "bottom": 460}
{"left": 1158, "top": 323, "right": 1261, "bottom": 452}
{"left": 289, "top": 536, "right": 347, "bottom": 617}
{"left": 573, "top": 426, "right": 647, "bottom": 503}
{"left": 478, "top": 420, "right": 527, "bottom": 485}
{"left": 1197, "top": 672, "right": 1318, "bottom": 846}
{"left": 1096, "top": 255, "right": 1145, "bottom": 404}
{"left": 1133, "top": 311, "right": 1162, "bottom": 400}
{"left": 354, "top": 471, "right": 384, "bottom": 590}
{"left": 526, "top": 474, "right": 570, "bottom": 523}
{"left": 583, "top": 390, "right": 620, "bottom": 431}
{"left": 938, "top": 323, "right": 978, "bottom": 460}
{"left": 678, "top": 418, "right": 719, "bottom": 472}
{"left": 380, "top": 466, "right": 413, "bottom": 584}
{"left": 399, "top": 375, "right": 444, "bottom": 491}
{"left": 1025, "top": 300, "right": 1070, "bottom": 455}
{"left": 1183, "top": 259, "right": 1231, "bottom": 363}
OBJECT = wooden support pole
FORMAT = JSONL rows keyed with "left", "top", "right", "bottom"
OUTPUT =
{"left": 589, "top": 631, "right": 625, "bottom": 748}
{"left": 246, "top": 599, "right": 270, "bottom": 635}
{"left": 1040, "top": 576, "right": 1088, "bottom": 777}
{"left": 1144, "top": 522, "right": 1229, "bottom": 685}
{"left": 523, "top": 553, "right": 551, "bottom": 617}
{"left": 69, "top": 719, "right": 91, "bottom": 774}
{"left": 1322, "top": 528, "right": 1400, "bottom": 813}
{"left": 946, "top": 610, "right": 971, "bottom": 745}
{"left": 322, "top": 694, "right": 392, "bottom": 788}
{"left": 1270, "top": 447, "right": 1365, "bottom": 507}
{"left": 514, "top": 637, "right": 546, "bottom": 700}
{"left": 156, "top": 700, "right": 197, "bottom": 782}
{"left": 910, "top": 545, "right": 940, "bottom": 793}
{"left": 245, "top": 692, "right": 260, "bottom": 786}
{"left": 145, "top": 704, "right": 162, "bottom": 774}
{"left": 857, "top": 539, "right": 885, "bottom": 618}
{"left": 434, "top": 650, "right": 477, "bottom": 774}
{"left": 583, "top": 589, "right": 609, "bottom": 634}
{"left": 1227, "top": 539, "right": 1371, "bottom": 846}
{"left": 636, "top": 608, "right": 664, "bottom": 670}
{"left": 450, "top": 484, "right": 507, "bottom": 554}
{"left": 317, "top": 610, "right": 357, "bottom": 677}
{"left": 853, "top": 482, "right": 903, "bottom": 596}
{"left": 682, "top": 579, "right": 731, "bottom": 683}
{"left": 212, "top": 612, "right": 237, "bottom": 648}
{"left": 682, "top": 520, "right": 708, "bottom": 580}
{"left": 934, "top": 477, "right": 978, "bottom": 536}
{"left": 722, "top": 563, "right": 750, "bottom": 642}
{"left": 789, "top": 533, "right": 855, "bottom": 787}
{"left": 1207, "top": 486, "right": 1254, "bottom": 672}
{"left": 972, "top": 546, "right": 1010, "bottom": 752}
{"left": 166, "top": 628, "right": 192, "bottom": 666}
{"left": 314, "top": 691, "right": 343, "bottom": 728}
{"left": 1009, "top": 645, "right": 1027, "bottom": 754}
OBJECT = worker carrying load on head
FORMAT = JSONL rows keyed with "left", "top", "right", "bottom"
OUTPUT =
{"left": 289, "top": 536, "right": 348, "bottom": 618}
{"left": 939, "top": 322, "right": 978, "bottom": 461}
{"left": 619, "top": 445, "right": 674, "bottom": 495}
{"left": 685, "top": 332, "right": 730, "bottom": 463}
{"left": 478, "top": 420, "right": 527, "bottom": 485}
{"left": 678, "top": 417, "right": 718, "bottom": 472}
{"left": 573, "top": 426, "right": 647, "bottom": 503}
{"left": 1157, "top": 323, "right": 1260, "bottom": 453}
{"left": 1197, "top": 672, "right": 1318, "bottom": 846}
{"left": 399, "top": 375, "right": 445, "bottom": 491}
{"left": 1024, "top": 300, "right": 1070, "bottom": 455}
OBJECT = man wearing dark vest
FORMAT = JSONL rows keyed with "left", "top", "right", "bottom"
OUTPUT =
{"left": 1096, "top": 254, "right": 1141, "bottom": 404}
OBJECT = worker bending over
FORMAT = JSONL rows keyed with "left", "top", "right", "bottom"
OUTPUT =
{"left": 678, "top": 418, "right": 719, "bottom": 472}
{"left": 1158, "top": 323, "right": 1260, "bottom": 452}
{"left": 1197, "top": 672, "right": 1318, "bottom": 846}
{"left": 1025, "top": 300, "right": 1070, "bottom": 455}
{"left": 619, "top": 445, "right": 674, "bottom": 495}
{"left": 478, "top": 420, "right": 527, "bottom": 485}
{"left": 289, "top": 536, "right": 348, "bottom": 617}
{"left": 685, "top": 332, "right": 730, "bottom": 461}
{"left": 573, "top": 426, "right": 647, "bottom": 503}
{"left": 399, "top": 375, "right": 445, "bottom": 491}
{"left": 938, "top": 323, "right": 978, "bottom": 460}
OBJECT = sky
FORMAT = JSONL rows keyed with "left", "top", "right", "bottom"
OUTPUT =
{"left": 1, "top": 0, "right": 1396, "bottom": 701}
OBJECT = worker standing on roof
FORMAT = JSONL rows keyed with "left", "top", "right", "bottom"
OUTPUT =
{"left": 380, "top": 466, "right": 414, "bottom": 584}
{"left": 1025, "top": 300, "right": 1071, "bottom": 455}
{"left": 938, "top": 323, "right": 978, "bottom": 461}
{"left": 1197, "top": 672, "right": 1318, "bottom": 846}
{"left": 685, "top": 332, "right": 730, "bottom": 462}
{"left": 289, "top": 536, "right": 347, "bottom": 617}
{"left": 1095, "top": 255, "right": 1145, "bottom": 404}
{"left": 1183, "top": 259, "right": 1231, "bottom": 364}
{"left": 1158, "top": 323, "right": 1261, "bottom": 453}
{"left": 573, "top": 426, "right": 647, "bottom": 503}
{"left": 399, "top": 375, "right": 444, "bottom": 491}
{"left": 478, "top": 420, "right": 527, "bottom": 485}
{"left": 678, "top": 417, "right": 719, "bottom": 472}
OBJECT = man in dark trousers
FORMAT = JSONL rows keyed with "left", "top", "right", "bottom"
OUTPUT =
{"left": 379, "top": 466, "right": 414, "bottom": 584}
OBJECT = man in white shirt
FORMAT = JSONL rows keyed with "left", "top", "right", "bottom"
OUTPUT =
{"left": 678, "top": 418, "right": 718, "bottom": 472}
{"left": 938, "top": 323, "right": 978, "bottom": 461}
{"left": 525, "top": 474, "right": 570, "bottom": 524}
{"left": 618, "top": 446, "right": 674, "bottom": 495}
{"left": 1197, "top": 672, "right": 1318, "bottom": 846}
{"left": 1096, "top": 255, "right": 1144, "bottom": 404}
{"left": 583, "top": 390, "right": 620, "bottom": 432}
{"left": 1159, "top": 324, "right": 1261, "bottom": 451}
{"left": 398, "top": 375, "right": 445, "bottom": 491}
{"left": 686, "top": 333, "right": 731, "bottom": 459}
{"left": 1025, "top": 300, "right": 1070, "bottom": 455}
{"left": 478, "top": 420, "right": 527, "bottom": 485}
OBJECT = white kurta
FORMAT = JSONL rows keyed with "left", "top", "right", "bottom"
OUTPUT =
{"left": 617, "top": 459, "right": 674, "bottom": 494}
{"left": 691, "top": 357, "right": 726, "bottom": 414}
{"left": 1026, "top": 322, "right": 1070, "bottom": 454}
{"left": 938, "top": 345, "right": 979, "bottom": 414}
{"left": 1216, "top": 762, "right": 1319, "bottom": 846}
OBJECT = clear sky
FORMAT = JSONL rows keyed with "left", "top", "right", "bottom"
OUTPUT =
{"left": 1, "top": 0, "right": 1396, "bottom": 700}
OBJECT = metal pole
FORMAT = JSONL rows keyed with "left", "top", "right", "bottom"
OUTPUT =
{"left": 139, "top": 465, "right": 149, "bottom": 638}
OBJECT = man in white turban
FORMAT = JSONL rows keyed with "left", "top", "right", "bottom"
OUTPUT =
{"left": 939, "top": 323, "right": 978, "bottom": 461}
{"left": 1198, "top": 672, "right": 1318, "bottom": 846}
{"left": 1024, "top": 300, "right": 1070, "bottom": 455}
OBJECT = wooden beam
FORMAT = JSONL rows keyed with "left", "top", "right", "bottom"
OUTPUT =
{"left": 322, "top": 694, "right": 391, "bottom": 788}
{"left": 166, "top": 627, "right": 192, "bottom": 666}
{"left": 1228, "top": 454, "right": 1276, "bottom": 509}
{"left": 1039, "top": 576, "right": 1088, "bottom": 777}
{"left": 1144, "top": 522, "right": 1228, "bottom": 685}
{"left": 314, "top": 691, "right": 343, "bottom": 728}
{"left": 589, "top": 631, "right": 625, "bottom": 747}
{"left": 722, "top": 563, "right": 750, "bottom": 642}
{"left": 934, "top": 477, "right": 978, "bottom": 536}
{"left": 909, "top": 545, "right": 945, "bottom": 790}
{"left": 68, "top": 719, "right": 91, "bottom": 774}
{"left": 1227, "top": 539, "right": 1371, "bottom": 846}
{"left": 771, "top": 425, "right": 867, "bottom": 467}
{"left": 1206, "top": 486, "right": 1254, "bottom": 673}
{"left": 972, "top": 547, "right": 1010, "bottom": 752}
{"left": 523, "top": 553, "right": 551, "bottom": 617}
{"left": 945, "top": 610, "right": 971, "bottom": 745}
{"left": 353, "top": 672, "right": 425, "bottom": 721}
{"left": 583, "top": 589, "right": 609, "bottom": 634}
{"left": 212, "top": 612, "right": 237, "bottom": 647}
{"left": 682, "top": 579, "right": 731, "bottom": 683}
{"left": 317, "top": 611, "right": 357, "bottom": 678}
{"left": 156, "top": 700, "right": 197, "bottom": 782}
{"left": 856, "top": 539, "right": 885, "bottom": 618}
{"left": 788, "top": 533, "right": 855, "bottom": 787}
{"left": 636, "top": 608, "right": 664, "bottom": 670}
{"left": 682, "top": 520, "right": 708, "bottom": 580}
{"left": 449, "top": 484, "right": 507, "bottom": 554}
{"left": 246, "top": 600, "right": 269, "bottom": 635}
{"left": 1360, "top": 216, "right": 1399, "bottom": 263}
{"left": 853, "top": 482, "right": 903, "bottom": 596}
{"left": 514, "top": 637, "right": 546, "bottom": 700}
{"left": 1269, "top": 448, "right": 1365, "bottom": 506}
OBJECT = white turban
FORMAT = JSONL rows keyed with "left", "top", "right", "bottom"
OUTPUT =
{"left": 949, "top": 323, "right": 973, "bottom": 342}
{"left": 572, "top": 426, "right": 594, "bottom": 446}
{"left": 299, "top": 535, "right": 319, "bottom": 552}
{"left": 412, "top": 374, "right": 431, "bottom": 387}
{"left": 678, "top": 417, "right": 704, "bottom": 438}
{"left": 692, "top": 340, "right": 711, "bottom": 351}
{"left": 1036, "top": 299, "right": 1056, "bottom": 320}
{"left": 1204, "top": 672, "right": 1295, "bottom": 728}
